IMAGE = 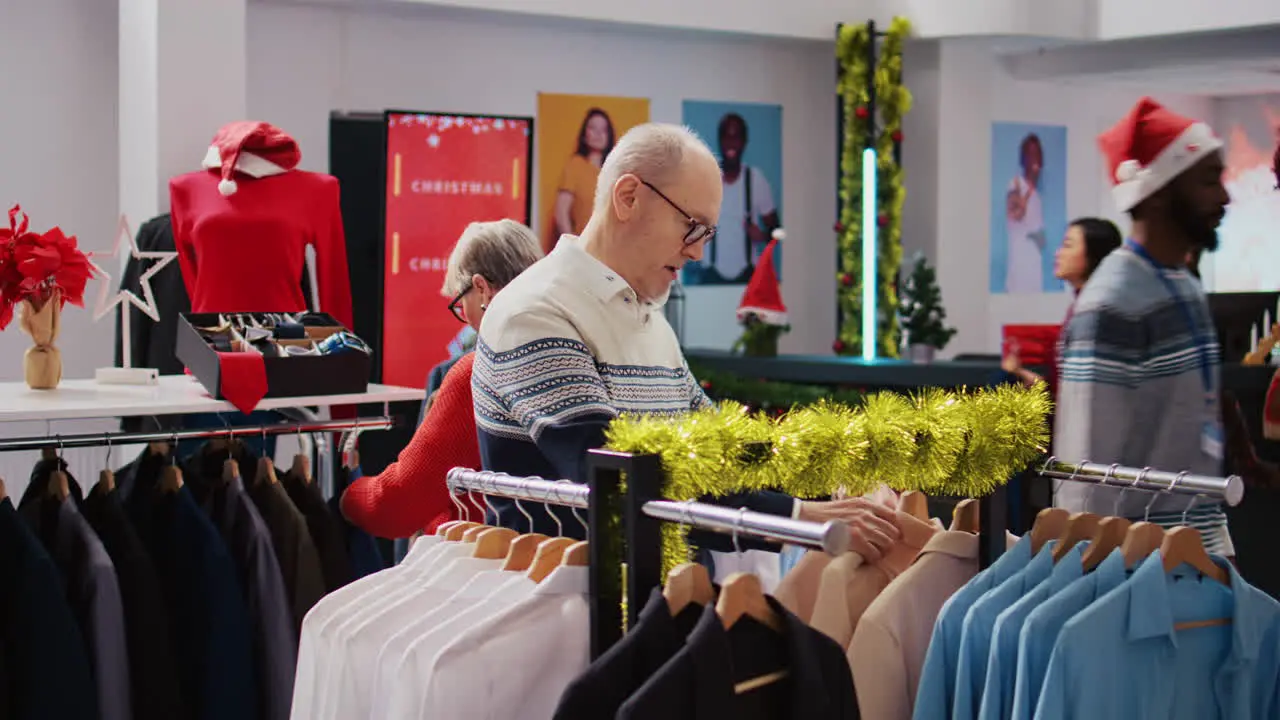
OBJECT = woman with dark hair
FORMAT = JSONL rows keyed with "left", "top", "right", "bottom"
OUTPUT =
{"left": 552, "top": 107, "right": 615, "bottom": 240}
{"left": 1001, "top": 216, "right": 1123, "bottom": 392}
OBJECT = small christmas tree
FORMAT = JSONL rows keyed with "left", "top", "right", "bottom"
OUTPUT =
{"left": 734, "top": 231, "right": 790, "bottom": 357}
{"left": 900, "top": 254, "right": 956, "bottom": 351}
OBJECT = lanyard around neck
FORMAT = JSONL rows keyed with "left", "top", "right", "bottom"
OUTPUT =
{"left": 1123, "top": 239, "right": 1216, "bottom": 400}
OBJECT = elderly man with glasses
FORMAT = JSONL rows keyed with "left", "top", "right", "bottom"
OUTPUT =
{"left": 472, "top": 123, "right": 900, "bottom": 567}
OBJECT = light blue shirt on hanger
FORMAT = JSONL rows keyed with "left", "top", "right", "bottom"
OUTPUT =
{"left": 1034, "top": 552, "right": 1280, "bottom": 720}
{"left": 977, "top": 542, "right": 1088, "bottom": 720}
{"left": 1011, "top": 549, "right": 1129, "bottom": 720}
{"left": 914, "top": 534, "right": 1034, "bottom": 720}
{"left": 953, "top": 541, "right": 1058, "bottom": 720}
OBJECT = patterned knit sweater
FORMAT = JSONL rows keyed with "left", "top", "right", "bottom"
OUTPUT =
{"left": 471, "top": 237, "right": 793, "bottom": 550}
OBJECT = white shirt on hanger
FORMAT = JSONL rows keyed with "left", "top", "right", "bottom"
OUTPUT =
{"left": 384, "top": 573, "right": 537, "bottom": 719}
{"left": 328, "top": 554, "right": 502, "bottom": 720}
{"left": 368, "top": 568, "right": 527, "bottom": 718}
{"left": 316, "top": 539, "right": 471, "bottom": 719}
{"left": 289, "top": 534, "right": 441, "bottom": 720}
{"left": 416, "top": 564, "right": 590, "bottom": 720}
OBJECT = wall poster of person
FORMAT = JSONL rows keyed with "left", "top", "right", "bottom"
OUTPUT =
{"left": 535, "top": 92, "right": 650, "bottom": 254}
{"left": 989, "top": 122, "right": 1068, "bottom": 294}
{"left": 680, "top": 100, "right": 784, "bottom": 287}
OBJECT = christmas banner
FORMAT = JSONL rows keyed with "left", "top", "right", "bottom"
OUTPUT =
{"left": 536, "top": 93, "right": 650, "bottom": 254}
{"left": 383, "top": 111, "right": 532, "bottom": 387}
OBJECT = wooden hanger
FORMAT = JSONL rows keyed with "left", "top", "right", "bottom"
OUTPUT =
{"left": 950, "top": 498, "right": 980, "bottom": 533}
{"left": 1161, "top": 526, "right": 1229, "bottom": 585}
{"left": 222, "top": 458, "right": 240, "bottom": 484}
{"left": 0, "top": 476, "right": 7, "bottom": 501}
{"left": 97, "top": 469, "right": 116, "bottom": 494}
{"left": 1029, "top": 507, "right": 1069, "bottom": 555}
{"left": 461, "top": 524, "right": 491, "bottom": 543}
{"left": 471, "top": 527, "right": 518, "bottom": 559}
{"left": 160, "top": 465, "right": 184, "bottom": 494}
{"left": 47, "top": 470, "right": 70, "bottom": 502}
{"left": 291, "top": 453, "right": 311, "bottom": 483}
{"left": 664, "top": 562, "right": 715, "bottom": 616}
{"left": 716, "top": 572, "right": 782, "bottom": 632}
{"left": 1080, "top": 516, "right": 1131, "bottom": 571}
{"left": 560, "top": 540, "right": 589, "bottom": 567}
{"left": 444, "top": 522, "right": 481, "bottom": 541}
{"left": 898, "top": 491, "right": 930, "bottom": 522}
{"left": 526, "top": 537, "right": 576, "bottom": 583}
{"left": 500, "top": 533, "right": 548, "bottom": 572}
{"left": 256, "top": 456, "right": 278, "bottom": 486}
{"left": 148, "top": 441, "right": 169, "bottom": 457}
{"left": 1051, "top": 512, "right": 1101, "bottom": 562}
{"left": 1120, "top": 521, "right": 1165, "bottom": 568}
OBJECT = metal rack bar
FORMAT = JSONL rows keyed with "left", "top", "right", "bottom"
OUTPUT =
{"left": 1037, "top": 458, "right": 1244, "bottom": 506}
{"left": 0, "top": 417, "right": 396, "bottom": 454}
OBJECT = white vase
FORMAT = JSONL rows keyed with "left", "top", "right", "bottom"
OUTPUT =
{"left": 908, "top": 344, "right": 936, "bottom": 364}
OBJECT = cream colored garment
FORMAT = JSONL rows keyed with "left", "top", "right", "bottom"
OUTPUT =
{"left": 775, "top": 485, "right": 899, "bottom": 622}
{"left": 847, "top": 530, "right": 1020, "bottom": 720}
{"left": 808, "top": 511, "right": 941, "bottom": 648}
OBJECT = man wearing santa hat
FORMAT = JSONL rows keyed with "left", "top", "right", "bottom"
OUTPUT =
{"left": 1054, "top": 97, "right": 1233, "bottom": 556}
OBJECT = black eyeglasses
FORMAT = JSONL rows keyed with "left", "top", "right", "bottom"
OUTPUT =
{"left": 639, "top": 179, "right": 716, "bottom": 245}
{"left": 447, "top": 285, "right": 471, "bottom": 323}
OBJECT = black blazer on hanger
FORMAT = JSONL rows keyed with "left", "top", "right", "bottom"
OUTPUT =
{"left": 18, "top": 457, "right": 84, "bottom": 509}
{"left": 84, "top": 485, "right": 190, "bottom": 720}
{"left": 554, "top": 587, "right": 704, "bottom": 720}
{"left": 0, "top": 497, "right": 97, "bottom": 720}
{"left": 617, "top": 595, "right": 859, "bottom": 720}
{"left": 128, "top": 453, "right": 258, "bottom": 720}
{"left": 281, "top": 469, "right": 352, "bottom": 593}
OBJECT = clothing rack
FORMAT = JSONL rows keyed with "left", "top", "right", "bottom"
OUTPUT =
{"left": 0, "top": 417, "right": 396, "bottom": 454}
{"left": 447, "top": 458, "right": 853, "bottom": 658}
{"left": 977, "top": 456, "right": 1246, "bottom": 569}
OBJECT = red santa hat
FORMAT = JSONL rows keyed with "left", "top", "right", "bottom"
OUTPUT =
{"left": 1098, "top": 97, "right": 1222, "bottom": 212}
{"left": 736, "top": 232, "right": 787, "bottom": 326}
{"left": 201, "top": 121, "right": 301, "bottom": 196}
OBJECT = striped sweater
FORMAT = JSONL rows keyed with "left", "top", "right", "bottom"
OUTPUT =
{"left": 1054, "top": 245, "right": 1228, "bottom": 552}
{"left": 472, "top": 236, "right": 793, "bottom": 548}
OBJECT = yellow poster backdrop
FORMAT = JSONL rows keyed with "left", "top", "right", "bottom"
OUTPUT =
{"left": 536, "top": 92, "right": 651, "bottom": 254}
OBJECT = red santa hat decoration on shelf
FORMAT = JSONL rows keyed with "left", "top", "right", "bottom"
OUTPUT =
{"left": 1097, "top": 96, "right": 1223, "bottom": 212}
{"left": 736, "top": 230, "right": 788, "bottom": 326}
{"left": 202, "top": 121, "right": 302, "bottom": 196}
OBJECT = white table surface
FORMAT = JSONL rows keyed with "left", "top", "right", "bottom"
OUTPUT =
{"left": 0, "top": 375, "right": 424, "bottom": 423}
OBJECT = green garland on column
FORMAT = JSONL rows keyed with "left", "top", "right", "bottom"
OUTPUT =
{"left": 834, "top": 18, "right": 913, "bottom": 358}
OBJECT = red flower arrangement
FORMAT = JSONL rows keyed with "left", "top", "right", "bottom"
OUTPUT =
{"left": 0, "top": 205, "right": 94, "bottom": 330}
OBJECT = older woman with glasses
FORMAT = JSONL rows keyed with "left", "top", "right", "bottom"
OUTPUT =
{"left": 340, "top": 219, "right": 544, "bottom": 538}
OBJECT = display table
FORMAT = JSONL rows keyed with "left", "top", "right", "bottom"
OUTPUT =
{"left": 0, "top": 375, "right": 422, "bottom": 423}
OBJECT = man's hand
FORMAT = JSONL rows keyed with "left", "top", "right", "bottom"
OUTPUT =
{"left": 798, "top": 497, "right": 901, "bottom": 562}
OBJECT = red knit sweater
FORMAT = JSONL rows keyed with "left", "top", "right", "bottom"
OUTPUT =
{"left": 340, "top": 352, "right": 484, "bottom": 537}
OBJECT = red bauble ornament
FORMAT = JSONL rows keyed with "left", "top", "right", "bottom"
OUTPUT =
{"left": 834, "top": 222, "right": 845, "bottom": 233}
{"left": 891, "top": 129, "right": 904, "bottom": 143}
{"left": 833, "top": 339, "right": 847, "bottom": 353}
{"left": 877, "top": 213, "right": 889, "bottom": 227}
{"left": 854, "top": 106, "right": 870, "bottom": 120}
{"left": 839, "top": 273, "right": 854, "bottom": 287}
{"left": 700, "top": 380, "right": 712, "bottom": 391}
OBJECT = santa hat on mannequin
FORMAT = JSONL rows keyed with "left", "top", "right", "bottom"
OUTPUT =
{"left": 1098, "top": 97, "right": 1223, "bottom": 212}
{"left": 202, "top": 121, "right": 302, "bottom": 196}
{"left": 736, "top": 231, "right": 788, "bottom": 326}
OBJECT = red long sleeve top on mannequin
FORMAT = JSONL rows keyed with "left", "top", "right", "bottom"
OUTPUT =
{"left": 340, "top": 353, "right": 485, "bottom": 537}
{"left": 169, "top": 169, "right": 354, "bottom": 329}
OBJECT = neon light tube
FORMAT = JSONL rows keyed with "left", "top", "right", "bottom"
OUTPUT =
{"left": 861, "top": 147, "right": 877, "bottom": 362}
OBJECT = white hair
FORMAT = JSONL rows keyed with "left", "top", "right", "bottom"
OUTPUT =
{"left": 593, "top": 122, "right": 717, "bottom": 213}
{"left": 441, "top": 219, "right": 543, "bottom": 296}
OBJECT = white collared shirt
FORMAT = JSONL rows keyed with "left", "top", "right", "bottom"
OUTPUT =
{"left": 416, "top": 564, "right": 590, "bottom": 719}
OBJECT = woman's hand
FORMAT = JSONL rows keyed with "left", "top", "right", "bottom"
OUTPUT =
{"left": 1002, "top": 340, "right": 1043, "bottom": 388}
{"left": 797, "top": 497, "right": 901, "bottom": 562}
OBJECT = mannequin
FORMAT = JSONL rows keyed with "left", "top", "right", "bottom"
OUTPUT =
{"left": 169, "top": 121, "right": 354, "bottom": 329}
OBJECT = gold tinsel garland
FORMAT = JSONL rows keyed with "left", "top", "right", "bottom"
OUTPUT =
{"left": 605, "top": 382, "right": 1051, "bottom": 571}
{"left": 835, "top": 17, "right": 913, "bottom": 358}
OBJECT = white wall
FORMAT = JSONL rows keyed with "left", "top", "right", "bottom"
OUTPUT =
{"left": 917, "top": 39, "right": 1213, "bottom": 358}
{"left": 1097, "top": 0, "right": 1280, "bottom": 40}
{"left": 247, "top": 1, "right": 838, "bottom": 355}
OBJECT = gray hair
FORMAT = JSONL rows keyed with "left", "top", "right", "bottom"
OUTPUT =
{"left": 440, "top": 219, "right": 543, "bottom": 297}
{"left": 593, "top": 123, "right": 716, "bottom": 213}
